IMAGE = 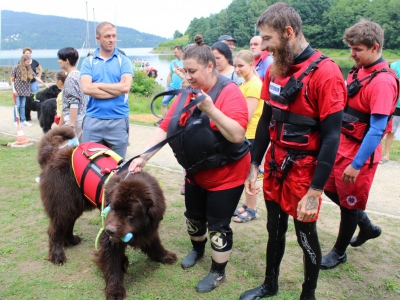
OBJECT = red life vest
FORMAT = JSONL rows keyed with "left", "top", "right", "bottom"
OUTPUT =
{"left": 72, "top": 142, "right": 123, "bottom": 208}
{"left": 342, "top": 65, "right": 400, "bottom": 142}
{"left": 268, "top": 52, "right": 330, "bottom": 151}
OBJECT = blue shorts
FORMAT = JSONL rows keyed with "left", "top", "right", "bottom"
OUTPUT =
{"left": 161, "top": 86, "right": 177, "bottom": 106}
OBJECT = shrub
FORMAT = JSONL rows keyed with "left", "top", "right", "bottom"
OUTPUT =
{"left": 131, "top": 70, "right": 158, "bottom": 96}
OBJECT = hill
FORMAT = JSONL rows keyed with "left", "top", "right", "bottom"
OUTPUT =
{"left": 1, "top": 10, "right": 167, "bottom": 50}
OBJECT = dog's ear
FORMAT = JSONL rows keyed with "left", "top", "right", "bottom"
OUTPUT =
{"left": 104, "top": 176, "right": 122, "bottom": 203}
{"left": 142, "top": 194, "right": 164, "bottom": 223}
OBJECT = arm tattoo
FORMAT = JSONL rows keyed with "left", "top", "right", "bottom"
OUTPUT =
{"left": 305, "top": 196, "right": 318, "bottom": 210}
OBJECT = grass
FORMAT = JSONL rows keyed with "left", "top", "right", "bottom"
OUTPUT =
{"left": 0, "top": 135, "right": 400, "bottom": 299}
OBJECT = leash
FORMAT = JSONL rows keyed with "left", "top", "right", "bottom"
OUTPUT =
{"left": 94, "top": 170, "right": 133, "bottom": 251}
{"left": 118, "top": 89, "right": 207, "bottom": 175}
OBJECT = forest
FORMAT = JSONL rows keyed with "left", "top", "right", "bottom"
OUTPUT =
{"left": 184, "top": 0, "right": 400, "bottom": 49}
{"left": 1, "top": 10, "right": 167, "bottom": 50}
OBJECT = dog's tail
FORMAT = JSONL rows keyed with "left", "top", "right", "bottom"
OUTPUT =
{"left": 37, "top": 126, "right": 76, "bottom": 169}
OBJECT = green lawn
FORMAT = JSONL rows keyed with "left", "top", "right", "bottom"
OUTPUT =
{"left": 0, "top": 135, "right": 399, "bottom": 300}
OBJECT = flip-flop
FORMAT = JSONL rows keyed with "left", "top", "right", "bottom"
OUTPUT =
{"left": 379, "top": 158, "right": 389, "bottom": 164}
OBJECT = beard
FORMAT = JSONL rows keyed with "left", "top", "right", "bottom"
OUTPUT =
{"left": 270, "top": 36, "right": 294, "bottom": 78}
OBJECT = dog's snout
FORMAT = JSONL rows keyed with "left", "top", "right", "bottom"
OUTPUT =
{"left": 105, "top": 225, "right": 117, "bottom": 236}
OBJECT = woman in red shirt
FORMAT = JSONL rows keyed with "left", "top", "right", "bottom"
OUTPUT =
{"left": 129, "top": 34, "right": 250, "bottom": 294}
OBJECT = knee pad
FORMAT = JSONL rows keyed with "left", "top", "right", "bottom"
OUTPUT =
{"left": 185, "top": 217, "right": 207, "bottom": 237}
{"left": 209, "top": 229, "right": 233, "bottom": 252}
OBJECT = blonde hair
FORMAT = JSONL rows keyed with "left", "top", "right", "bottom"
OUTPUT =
{"left": 234, "top": 50, "right": 258, "bottom": 77}
{"left": 18, "top": 54, "right": 33, "bottom": 82}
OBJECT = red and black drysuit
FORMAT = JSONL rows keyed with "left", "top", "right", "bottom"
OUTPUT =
{"left": 324, "top": 57, "right": 399, "bottom": 255}
{"left": 251, "top": 45, "right": 346, "bottom": 292}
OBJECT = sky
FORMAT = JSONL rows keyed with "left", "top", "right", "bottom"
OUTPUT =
{"left": 1, "top": 0, "right": 233, "bottom": 38}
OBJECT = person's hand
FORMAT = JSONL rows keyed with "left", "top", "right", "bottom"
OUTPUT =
{"left": 128, "top": 156, "right": 147, "bottom": 174}
{"left": 245, "top": 164, "right": 261, "bottom": 196}
{"left": 296, "top": 188, "right": 321, "bottom": 222}
{"left": 44, "top": 83, "right": 49, "bottom": 88}
{"left": 341, "top": 164, "right": 360, "bottom": 184}
{"left": 196, "top": 91, "right": 215, "bottom": 114}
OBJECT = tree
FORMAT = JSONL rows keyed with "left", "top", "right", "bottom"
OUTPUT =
{"left": 173, "top": 30, "right": 183, "bottom": 39}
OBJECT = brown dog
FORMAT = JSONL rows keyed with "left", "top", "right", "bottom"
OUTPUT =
{"left": 38, "top": 126, "right": 177, "bottom": 299}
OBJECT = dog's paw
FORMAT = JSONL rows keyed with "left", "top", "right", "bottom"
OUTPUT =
{"left": 64, "top": 235, "right": 81, "bottom": 247}
{"left": 46, "top": 252, "right": 67, "bottom": 265}
{"left": 161, "top": 251, "right": 178, "bottom": 264}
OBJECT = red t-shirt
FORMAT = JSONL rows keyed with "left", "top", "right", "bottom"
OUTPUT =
{"left": 338, "top": 61, "right": 398, "bottom": 162}
{"left": 160, "top": 82, "right": 250, "bottom": 191}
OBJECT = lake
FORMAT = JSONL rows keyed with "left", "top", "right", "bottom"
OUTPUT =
{"left": 0, "top": 48, "right": 175, "bottom": 86}
{"left": 0, "top": 48, "right": 354, "bottom": 85}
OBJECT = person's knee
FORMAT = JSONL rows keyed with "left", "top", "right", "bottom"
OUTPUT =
{"left": 209, "top": 229, "right": 233, "bottom": 252}
{"left": 207, "top": 217, "right": 233, "bottom": 252}
{"left": 184, "top": 214, "right": 207, "bottom": 237}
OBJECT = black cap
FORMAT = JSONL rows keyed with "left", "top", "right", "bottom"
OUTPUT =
{"left": 218, "top": 35, "right": 237, "bottom": 43}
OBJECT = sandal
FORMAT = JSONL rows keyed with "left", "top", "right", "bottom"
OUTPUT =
{"left": 233, "top": 207, "right": 259, "bottom": 223}
{"left": 379, "top": 158, "right": 389, "bottom": 164}
{"left": 233, "top": 204, "right": 247, "bottom": 217}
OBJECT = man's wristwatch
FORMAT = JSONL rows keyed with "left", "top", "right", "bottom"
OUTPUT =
{"left": 70, "top": 125, "right": 75, "bottom": 128}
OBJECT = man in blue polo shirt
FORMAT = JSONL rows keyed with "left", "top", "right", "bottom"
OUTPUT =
{"left": 81, "top": 21, "right": 133, "bottom": 160}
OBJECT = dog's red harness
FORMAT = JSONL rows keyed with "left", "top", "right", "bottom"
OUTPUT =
{"left": 72, "top": 142, "right": 123, "bottom": 208}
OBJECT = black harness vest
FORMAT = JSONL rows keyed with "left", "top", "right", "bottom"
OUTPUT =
{"left": 167, "top": 74, "right": 250, "bottom": 178}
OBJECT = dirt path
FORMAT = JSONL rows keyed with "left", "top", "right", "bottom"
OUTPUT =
{"left": 1, "top": 105, "right": 399, "bottom": 217}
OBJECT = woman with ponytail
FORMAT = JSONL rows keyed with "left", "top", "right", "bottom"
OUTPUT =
{"left": 129, "top": 34, "right": 250, "bottom": 293}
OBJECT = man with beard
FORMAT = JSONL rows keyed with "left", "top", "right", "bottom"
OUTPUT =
{"left": 239, "top": 3, "right": 346, "bottom": 300}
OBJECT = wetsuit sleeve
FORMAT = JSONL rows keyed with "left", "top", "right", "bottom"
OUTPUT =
{"left": 310, "top": 110, "right": 343, "bottom": 190}
{"left": 351, "top": 114, "right": 388, "bottom": 170}
{"left": 251, "top": 102, "right": 272, "bottom": 165}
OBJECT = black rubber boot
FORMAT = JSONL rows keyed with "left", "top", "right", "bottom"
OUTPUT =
{"left": 320, "top": 248, "right": 347, "bottom": 270}
{"left": 195, "top": 259, "right": 226, "bottom": 293}
{"left": 350, "top": 211, "right": 381, "bottom": 247}
{"left": 300, "top": 289, "right": 316, "bottom": 300}
{"left": 181, "top": 238, "right": 207, "bottom": 269}
{"left": 239, "top": 276, "right": 279, "bottom": 299}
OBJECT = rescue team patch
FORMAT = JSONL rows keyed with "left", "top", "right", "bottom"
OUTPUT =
{"left": 346, "top": 195, "right": 358, "bottom": 206}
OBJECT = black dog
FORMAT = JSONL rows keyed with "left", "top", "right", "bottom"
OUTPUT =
{"left": 25, "top": 85, "right": 60, "bottom": 121}
{"left": 39, "top": 98, "right": 57, "bottom": 133}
